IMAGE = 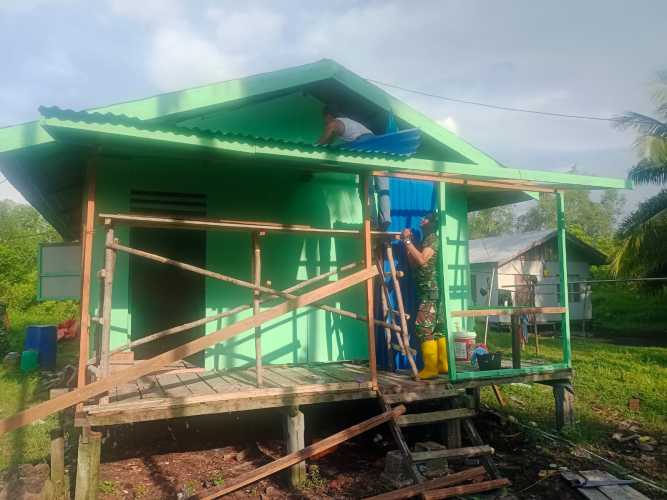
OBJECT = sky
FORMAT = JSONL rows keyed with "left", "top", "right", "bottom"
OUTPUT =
{"left": 1, "top": 0, "right": 665, "bottom": 214}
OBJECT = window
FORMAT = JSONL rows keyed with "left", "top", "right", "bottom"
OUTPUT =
{"left": 556, "top": 282, "right": 582, "bottom": 303}
{"left": 38, "top": 243, "right": 81, "bottom": 300}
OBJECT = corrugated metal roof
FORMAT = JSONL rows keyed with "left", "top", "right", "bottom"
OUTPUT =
{"left": 38, "top": 106, "right": 420, "bottom": 158}
{"left": 469, "top": 229, "right": 554, "bottom": 264}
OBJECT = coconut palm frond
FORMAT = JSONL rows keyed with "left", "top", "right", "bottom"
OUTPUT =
{"left": 627, "top": 158, "right": 667, "bottom": 186}
{"left": 617, "top": 189, "right": 667, "bottom": 236}
{"left": 613, "top": 112, "right": 667, "bottom": 139}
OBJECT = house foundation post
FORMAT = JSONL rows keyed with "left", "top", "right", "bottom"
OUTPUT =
{"left": 282, "top": 405, "right": 306, "bottom": 487}
{"left": 553, "top": 382, "right": 575, "bottom": 430}
{"left": 74, "top": 428, "right": 101, "bottom": 500}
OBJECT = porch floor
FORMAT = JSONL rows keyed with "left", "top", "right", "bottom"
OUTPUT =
{"left": 77, "top": 361, "right": 571, "bottom": 427}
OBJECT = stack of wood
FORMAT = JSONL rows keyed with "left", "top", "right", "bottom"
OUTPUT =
{"left": 364, "top": 466, "right": 510, "bottom": 500}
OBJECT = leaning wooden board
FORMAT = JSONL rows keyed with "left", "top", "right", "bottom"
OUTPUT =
{"left": 561, "top": 470, "right": 649, "bottom": 500}
{"left": 0, "top": 267, "right": 377, "bottom": 436}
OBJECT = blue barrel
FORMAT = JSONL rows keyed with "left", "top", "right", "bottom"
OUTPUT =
{"left": 24, "top": 325, "right": 57, "bottom": 370}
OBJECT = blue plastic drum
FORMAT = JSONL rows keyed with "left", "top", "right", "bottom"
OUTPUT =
{"left": 24, "top": 325, "right": 57, "bottom": 370}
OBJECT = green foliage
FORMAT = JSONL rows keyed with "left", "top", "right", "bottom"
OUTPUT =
{"left": 0, "top": 200, "right": 78, "bottom": 356}
{"left": 468, "top": 206, "right": 514, "bottom": 239}
{"left": 516, "top": 188, "right": 624, "bottom": 254}
{"left": 98, "top": 480, "right": 120, "bottom": 495}
{"left": 298, "top": 464, "right": 327, "bottom": 490}
{"left": 612, "top": 72, "right": 667, "bottom": 278}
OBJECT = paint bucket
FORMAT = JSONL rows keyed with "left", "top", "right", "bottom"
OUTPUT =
{"left": 454, "top": 331, "right": 477, "bottom": 362}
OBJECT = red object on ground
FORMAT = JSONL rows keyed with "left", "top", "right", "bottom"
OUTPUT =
{"left": 57, "top": 319, "right": 79, "bottom": 341}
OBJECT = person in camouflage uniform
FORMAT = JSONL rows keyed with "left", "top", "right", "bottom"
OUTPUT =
{"left": 402, "top": 211, "right": 447, "bottom": 378}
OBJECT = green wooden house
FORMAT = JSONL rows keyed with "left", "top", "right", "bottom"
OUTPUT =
{"left": 0, "top": 58, "right": 629, "bottom": 429}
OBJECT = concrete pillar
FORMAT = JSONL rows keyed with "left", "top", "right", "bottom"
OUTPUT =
{"left": 282, "top": 406, "right": 306, "bottom": 487}
{"left": 553, "top": 383, "right": 575, "bottom": 430}
{"left": 50, "top": 428, "right": 67, "bottom": 499}
{"left": 75, "top": 429, "right": 102, "bottom": 500}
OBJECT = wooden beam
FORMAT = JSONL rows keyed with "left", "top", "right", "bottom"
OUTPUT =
{"left": 252, "top": 232, "right": 263, "bottom": 387}
{"left": 77, "top": 159, "right": 96, "bottom": 389}
{"left": 191, "top": 405, "right": 406, "bottom": 499}
{"left": 421, "top": 478, "right": 511, "bottom": 500}
{"left": 362, "top": 174, "right": 378, "bottom": 390}
{"left": 372, "top": 170, "right": 556, "bottom": 193}
{"left": 451, "top": 306, "right": 566, "bottom": 318}
{"left": 411, "top": 445, "right": 494, "bottom": 462}
{"left": 99, "top": 212, "right": 400, "bottom": 238}
{"left": 362, "top": 466, "right": 486, "bottom": 500}
{"left": 0, "top": 267, "right": 377, "bottom": 436}
{"left": 396, "top": 408, "right": 476, "bottom": 427}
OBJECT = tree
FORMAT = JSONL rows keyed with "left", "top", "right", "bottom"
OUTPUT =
{"left": 468, "top": 206, "right": 514, "bottom": 239}
{"left": 612, "top": 72, "right": 667, "bottom": 278}
{"left": 516, "top": 187, "right": 624, "bottom": 254}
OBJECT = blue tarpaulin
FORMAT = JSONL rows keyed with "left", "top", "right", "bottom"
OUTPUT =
{"left": 374, "top": 178, "right": 437, "bottom": 372}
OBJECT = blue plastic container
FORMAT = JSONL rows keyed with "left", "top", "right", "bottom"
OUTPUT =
{"left": 24, "top": 325, "right": 57, "bottom": 370}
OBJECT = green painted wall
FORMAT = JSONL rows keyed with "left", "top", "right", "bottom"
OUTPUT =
{"left": 88, "top": 156, "right": 367, "bottom": 369}
{"left": 444, "top": 184, "right": 472, "bottom": 330}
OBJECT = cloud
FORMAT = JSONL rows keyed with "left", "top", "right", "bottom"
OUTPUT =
{"left": 107, "top": 0, "right": 185, "bottom": 24}
{"left": 147, "top": 26, "right": 244, "bottom": 92}
{"left": 207, "top": 6, "right": 285, "bottom": 52}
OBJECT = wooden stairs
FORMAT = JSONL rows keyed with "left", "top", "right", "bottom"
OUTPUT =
{"left": 378, "top": 390, "right": 500, "bottom": 486}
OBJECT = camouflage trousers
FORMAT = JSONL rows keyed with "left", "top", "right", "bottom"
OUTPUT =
{"left": 415, "top": 299, "right": 445, "bottom": 341}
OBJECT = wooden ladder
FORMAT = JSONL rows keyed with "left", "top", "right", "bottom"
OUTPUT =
{"left": 379, "top": 391, "right": 500, "bottom": 485}
{"left": 376, "top": 242, "right": 420, "bottom": 379}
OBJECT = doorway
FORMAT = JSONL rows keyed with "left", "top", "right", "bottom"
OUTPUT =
{"left": 129, "top": 228, "right": 206, "bottom": 366}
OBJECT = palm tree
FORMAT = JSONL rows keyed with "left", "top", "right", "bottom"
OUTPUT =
{"left": 612, "top": 72, "right": 667, "bottom": 278}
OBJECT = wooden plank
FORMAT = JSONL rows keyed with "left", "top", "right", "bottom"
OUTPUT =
{"left": 451, "top": 306, "right": 566, "bottom": 318}
{"left": 421, "top": 478, "right": 511, "bottom": 500}
{"left": 0, "top": 267, "right": 377, "bottom": 436}
{"left": 561, "top": 472, "right": 611, "bottom": 500}
{"left": 362, "top": 174, "right": 378, "bottom": 390}
{"left": 411, "top": 445, "right": 493, "bottom": 462}
{"left": 192, "top": 405, "right": 406, "bottom": 499}
{"left": 580, "top": 471, "right": 649, "bottom": 500}
{"left": 396, "top": 408, "right": 476, "bottom": 427}
{"left": 77, "top": 159, "right": 96, "bottom": 388}
{"left": 363, "top": 466, "right": 486, "bottom": 500}
{"left": 383, "top": 388, "right": 463, "bottom": 405}
{"left": 371, "top": 169, "right": 556, "bottom": 193}
{"left": 99, "top": 224, "right": 117, "bottom": 390}
{"left": 100, "top": 212, "right": 400, "bottom": 238}
{"left": 79, "top": 388, "right": 377, "bottom": 427}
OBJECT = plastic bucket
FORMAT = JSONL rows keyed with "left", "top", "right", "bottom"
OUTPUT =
{"left": 454, "top": 331, "right": 477, "bottom": 362}
{"left": 24, "top": 325, "right": 58, "bottom": 370}
{"left": 20, "top": 350, "right": 39, "bottom": 373}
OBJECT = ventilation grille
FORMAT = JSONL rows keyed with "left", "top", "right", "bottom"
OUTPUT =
{"left": 130, "top": 190, "right": 207, "bottom": 217}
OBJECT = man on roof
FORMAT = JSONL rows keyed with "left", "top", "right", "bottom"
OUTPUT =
{"left": 317, "top": 106, "right": 374, "bottom": 145}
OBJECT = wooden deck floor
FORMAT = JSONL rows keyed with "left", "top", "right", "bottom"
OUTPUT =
{"left": 77, "top": 361, "right": 571, "bottom": 427}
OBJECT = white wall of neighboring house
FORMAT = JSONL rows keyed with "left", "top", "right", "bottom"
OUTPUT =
{"left": 470, "top": 258, "right": 593, "bottom": 325}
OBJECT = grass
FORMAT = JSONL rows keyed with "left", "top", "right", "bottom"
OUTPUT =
{"left": 0, "top": 324, "right": 79, "bottom": 472}
{"left": 592, "top": 284, "right": 667, "bottom": 338}
{"left": 481, "top": 329, "right": 667, "bottom": 444}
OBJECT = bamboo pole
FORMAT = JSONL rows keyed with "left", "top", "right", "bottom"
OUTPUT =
{"left": 77, "top": 159, "right": 96, "bottom": 389}
{"left": 100, "top": 262, "right": 360, "bottom": 358}
{"left": 252, "top": 232, "right": 263, "bottom": 387}
{"left": 380, "top": 284, "right": 393, "bottom": 369}
{"left": 362, "top": 174, "right": 378, "bottom": 390}
{"left": 0, "top": 267, "right": 378, "bottom": 437}
{"left": 99, "top": 223, "right": 116, "bottom": 379}
{"left": 385, "top": 243, "right": 420, "bottom": 379}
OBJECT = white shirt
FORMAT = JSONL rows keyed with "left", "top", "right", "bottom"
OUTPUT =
{"left": 336, "top": 117, "right": 373, "bottom": 142}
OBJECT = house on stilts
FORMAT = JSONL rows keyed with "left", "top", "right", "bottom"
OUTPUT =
{"left": 0, "top": 59, "right": 630, "bottom": 496}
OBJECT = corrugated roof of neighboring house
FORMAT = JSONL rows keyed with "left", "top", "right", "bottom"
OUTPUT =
{"left": 469, "top": 229, "right": 607, "bottom": 266}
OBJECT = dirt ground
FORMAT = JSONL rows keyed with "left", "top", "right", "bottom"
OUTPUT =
{"left": 92, "top": 402, "right": 666, "bottom": 499}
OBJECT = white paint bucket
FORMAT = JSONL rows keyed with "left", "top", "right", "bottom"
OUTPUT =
{"left": 454, "top": 331, "right": 477, "bottom": 362}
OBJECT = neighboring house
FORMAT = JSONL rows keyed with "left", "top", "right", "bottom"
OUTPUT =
{"left": 469, "top": 229, "right": 607, "bottom": 325}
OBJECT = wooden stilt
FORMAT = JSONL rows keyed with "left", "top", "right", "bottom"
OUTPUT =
{"left": 50, "top": 428, "right": 66, "bottom": 499}
{"left": 78, "top": 160, "right": 96, "bottom": 389}
{"left": 252, "top": 232, "right": 263, "bottom": 387}
{"left": 362, "top": 174, "right": 378, "bottom": 390}
{"left": 74, "top": 428, "right": 101, "bottom": 500}
{"left": 511, "top": 314, "right": 521, "bottom": 369}
{"left": 553, "top": 382, "right": 575, "bottom": 430}
{"left": 99, "top": 222, "right": 116, "bottom": 404}
{"left": 283, "top": 405, "right": 306, "bottom": 487}
{"left": 385, "top": 244, "right": 420, "bottom": 380}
